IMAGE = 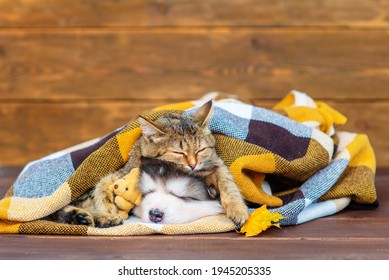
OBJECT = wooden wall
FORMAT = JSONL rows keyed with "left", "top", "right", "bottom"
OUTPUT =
{"left": 0, "top": 0, "right": 388, "bottom": 167}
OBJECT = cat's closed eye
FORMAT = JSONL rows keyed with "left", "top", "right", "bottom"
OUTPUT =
{"left": 195, "top": 147, "right": 208, "bottom": 155}
{"left": 172, "top": 151, "right": 186, "bottom": 156}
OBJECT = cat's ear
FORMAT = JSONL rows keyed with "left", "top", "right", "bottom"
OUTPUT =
{"left": 138, "top": 116, "right": 165, "bottom": 142}
{"left": 192, "top": 99, "right": 213, "bottom": 126}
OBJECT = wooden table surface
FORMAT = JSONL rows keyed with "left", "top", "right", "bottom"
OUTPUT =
{"left": 0, "top": 167, "right": 388, "bottom": 260}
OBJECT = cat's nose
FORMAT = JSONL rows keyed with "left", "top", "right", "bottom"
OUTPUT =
{"left": 189, "top": 163, "right": 196, "bottom": 170}
{"left": 149, "top": 209, "right": 164, "bottom": 223}
{"left": 187, "top": 156, "right": 197, "bottom": 170}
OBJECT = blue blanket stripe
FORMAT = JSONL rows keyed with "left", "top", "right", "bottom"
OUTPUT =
{"left": 270, "top": 158, "right": 349, "bottom": 226}
{"left": 14, "top": 154, "right": 75, "bottom": 198}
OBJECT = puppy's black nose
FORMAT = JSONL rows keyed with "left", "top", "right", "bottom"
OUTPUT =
{"left": 149, "top": 209, "right": 164, "bottom": 223}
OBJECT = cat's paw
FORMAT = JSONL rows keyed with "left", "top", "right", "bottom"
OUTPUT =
{"left": 70, "top": 209, "right": 95, "bottom": 227}
{"left": 225, "top": 202, "right": 249, "bottom": 229}
{"left": 94, "top": 214, "right": 123, "bottom": 228}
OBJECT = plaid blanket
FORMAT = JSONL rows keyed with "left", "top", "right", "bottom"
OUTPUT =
{"left": 0, "top": 91, "right": 377, "bottom": 235}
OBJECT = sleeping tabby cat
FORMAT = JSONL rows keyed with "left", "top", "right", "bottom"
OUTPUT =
{"left": 46, "top": 101, "right": 248, "bottom": 228}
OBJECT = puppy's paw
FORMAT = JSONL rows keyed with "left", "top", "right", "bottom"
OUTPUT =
{"left": 95, "top": 214, "right": 123, "bottom": 228}
{"left": 225, "top": 202, "right": 249, "bottom": 229}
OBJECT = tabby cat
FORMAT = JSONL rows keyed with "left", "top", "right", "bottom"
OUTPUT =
{"left": 46, "top": 101, "right": 248, "bottom": 228}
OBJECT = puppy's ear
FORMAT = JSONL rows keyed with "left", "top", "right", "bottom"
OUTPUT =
{"left": 138, "top": 116, "right": 165, "bottom": 143}
{"left": 191, "top": 99, "right": 213, "bottom": 126}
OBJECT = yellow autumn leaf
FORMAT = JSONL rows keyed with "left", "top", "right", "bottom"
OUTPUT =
{"left": 240, "top": 205, "right": 284, "bottom": 237}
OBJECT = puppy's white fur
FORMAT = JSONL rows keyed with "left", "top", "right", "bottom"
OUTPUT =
{"left": 133, "top": 173, "right": 223, "bottom": 224}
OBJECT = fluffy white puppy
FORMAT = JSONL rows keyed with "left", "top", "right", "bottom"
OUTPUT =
{"left": 133, "top": 157, "right": 223, "bottom": 224}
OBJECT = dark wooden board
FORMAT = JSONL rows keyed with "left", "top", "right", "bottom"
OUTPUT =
{"left": 0, "top": 102, "right": 159, "bottom": 166}
{"left": 0, "top": 0, "right": 388, "bottom": 27}
{"left": 0, "top": 234, "right": 388, "bottom": 260}
{"left": 0, "top": 168, "right": 388, "bottom": 260}
{"left": 1, "top": 30, "right": 389, "bottom": 101}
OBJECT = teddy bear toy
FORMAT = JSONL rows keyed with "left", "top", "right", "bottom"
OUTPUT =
{"left": 108, "top": 168, "right": 142, "bottom": 220}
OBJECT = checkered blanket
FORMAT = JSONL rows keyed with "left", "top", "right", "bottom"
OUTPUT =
{"left": 0, "top": 91, "right": 377, "bottom": 235}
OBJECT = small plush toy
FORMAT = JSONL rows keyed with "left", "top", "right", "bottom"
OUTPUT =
{"left": 108, "top": 168, "right": 142, "bottom": 220}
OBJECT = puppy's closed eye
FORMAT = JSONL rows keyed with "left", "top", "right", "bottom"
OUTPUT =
{"left": 181, "top": 196, "right": 200, "bottom": 202}
{"left": 168, "top": 191, "right": 200, "bottom": 201}
{"left": 142, "top": 190, "right": 155, "bottom": 198}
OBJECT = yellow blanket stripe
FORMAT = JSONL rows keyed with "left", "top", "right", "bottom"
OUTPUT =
{"left": 229, "top": 154, "right": 282, "bottom": 206}
{"left": 348, "top": 134, "right": 376, "bottom": 172}
{"left": 116, "top": 128, "right": 142, "bottom": 162}
{"left": 0, "top": 197, "right": 11, "bottom": 220}
{"left": 274, "top": 92, "right": 347, "bottom": 135}
{"left": 0, "top": 220, "right": 21, "bottom": 234}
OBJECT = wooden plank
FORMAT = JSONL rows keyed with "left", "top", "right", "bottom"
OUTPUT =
{"left": 0, "top": 102, "right": 163, "bottom": 166}
{"left": 1, "top": 30, "right": 389, "bottom": 101}
{"left": 0, "top": 0, "right": 388, "bottom": 27}
{"left": 0, "top": 234, "right": 388, "bottom": 259}
{"left": 0, "top": 167, "right": 21, "bottom": 197}
{"left": 1, "top": 101, "right": 388, "bottom": 166}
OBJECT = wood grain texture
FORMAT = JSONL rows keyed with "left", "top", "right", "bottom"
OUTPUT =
{"left": 1, "top": 29, "right": 389, "bottom": 101}
{"left": 0, "top": 0, "right": 388, "bottom": 27}
{"left": 0, "top": 102, "right": 161, "bottom": 166}
{"left": 0, "top": 169, "right": 388, "bottom": 259}
{"left": 0, "top": 235, "right": 388, "bottom": 259}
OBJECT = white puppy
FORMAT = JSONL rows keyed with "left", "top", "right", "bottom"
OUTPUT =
{"left": 133, "top": 157, "right": 223, "bottom": 224}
